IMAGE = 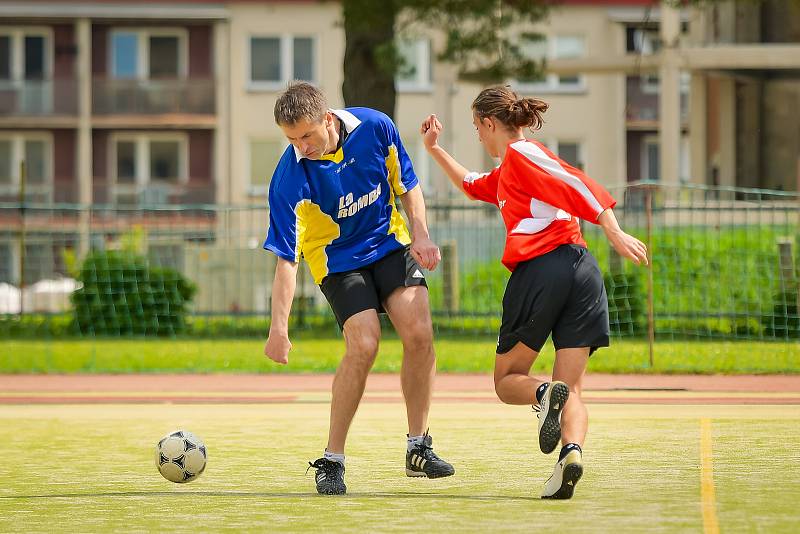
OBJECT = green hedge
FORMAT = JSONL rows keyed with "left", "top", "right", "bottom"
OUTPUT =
{"left": 71, "top": 250, "right": 197, "bottom": 336}
{"left": 0, "top": 314, "right": 74, "bottom": 338}
{"left": 0, "top": 313, "right": 341, "bottom": 339}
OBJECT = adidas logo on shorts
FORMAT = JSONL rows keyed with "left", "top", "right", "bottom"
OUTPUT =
{"left": 412, "top": 269, "right": 424, "bottom": 279}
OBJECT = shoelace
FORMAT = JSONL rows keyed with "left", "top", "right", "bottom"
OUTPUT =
{"left": 306, "top": 458, "right": 342, "bottom": 477}
{"left": 413, "top": 438, "right": 444, "bottom": 462}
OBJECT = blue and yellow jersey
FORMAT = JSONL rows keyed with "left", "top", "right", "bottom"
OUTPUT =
{"left": 263, "top": 107, "right": 418, "bottom": 284}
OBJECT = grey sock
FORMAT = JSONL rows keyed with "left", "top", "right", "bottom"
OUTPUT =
{"left": 407, "top": 435, "right": 424, "bottom": 452}
{"left": 323, "top": 450, "right": 345, "bottom": 465}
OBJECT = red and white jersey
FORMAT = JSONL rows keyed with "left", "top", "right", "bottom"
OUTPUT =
{"left": 463, "top": 138, "right": 616, "bottom": 272}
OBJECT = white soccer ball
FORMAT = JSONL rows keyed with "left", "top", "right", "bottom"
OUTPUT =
{"left": 155, "top": 430, "right": 207, "bottom": 483}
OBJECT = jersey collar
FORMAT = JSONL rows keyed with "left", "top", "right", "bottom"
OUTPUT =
{"left": 293, "top": 109, "right": 362, "bottom": 163}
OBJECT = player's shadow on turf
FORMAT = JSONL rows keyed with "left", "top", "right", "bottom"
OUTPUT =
{"left": 2, "top": 491, "right": 538, "bottom": 502}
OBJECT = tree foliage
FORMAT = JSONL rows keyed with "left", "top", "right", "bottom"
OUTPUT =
{"left": 399, "top": 0, "right": 550, "bottom": 82}
{"left": 341, "top": 0, "right": 551, "bottom": 117}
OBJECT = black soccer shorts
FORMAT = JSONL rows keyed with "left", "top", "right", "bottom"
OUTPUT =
{"left": 496, "top": 243, "right": 610, "bottom": 355}
{"left": 320, "top": 245, "right": 427, "bottom": 328}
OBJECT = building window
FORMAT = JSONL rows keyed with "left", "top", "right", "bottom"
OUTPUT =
{"left": 0, "top": 35, "right": 10, "bottom": 80}
{"left": 540, "top": 139, "right": 584, "bottom": 171}
{"left": 0, "top": 139, "right": 12, "bottom": 185}
{"left": 111, "top": 32, "right": 138, "bottom": 79}
{"left": 111, "top": 133, "right": 187, "bottom": 204}
{"left": 553, "top": 36, "right": 584, "bottom": 87}
{"left": 149, "top": 36, "right": 180, "bottom": 78}
{"left": 642, "top": 135, "right": 660, "bottom": 181}
{"left": 396, "top": 38, "right": 432, "bottom": 92}
{"left": 680, "top": 135, "right": 689, "bottom": 183}
{"left": 518, "top": 35, "right": 585, "bottom": 93}
{"left": 249, "top": 35, "right": 316, "bottom": 88}
{"left": 249, "top": 139, "right": 286, "bottom": 195}
{"left": 556, "top": 141, "right": 583, "bottom": 170}
{"left": 0, "top": 133, "right": 52, "bottom": 199}
{"left": 628, "top": 28, "right": 660, "bottom": 55}
{"left": 149, "top": 140, "right": 181, "bottom": 183}
{"left": 0, "top": 28, "right": 51, "bottom": 81}
{"left": 250, "top": 37, "right": 280, "bottom": 83}
{"left": 641, "top": 135, "right": 690, "bottom": 183}
{"left": 292, "top": 37, "right": 314, "bottom": 82}
{"left": 115, "top": 140, "right": 136, "bottom": 185}
{"left": 0, "top": 28, "right": 52, "bottom": 113}
{"left": 0, "top": 241, "right": 13, "bottom": 284}
{"left": 626, "top": 28, "right": 664, "bottom": 94}
{"left": 110, "top": 29, "right": 187, "bottom": 80}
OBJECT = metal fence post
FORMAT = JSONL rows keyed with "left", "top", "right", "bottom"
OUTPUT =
{"left": 645, "top": 185, "right": 655, "bottom": 368}
{"left": 18, "top": 160, "right": 26, "bottom": 315}
{"left": 441, "top": 240, "right": 459, "bottom": 314}
{"left": 778, "top": 239, "right": 797, "bottom": 290}
{"left": 777, "top": 239, "right": 798, "bottom": 328}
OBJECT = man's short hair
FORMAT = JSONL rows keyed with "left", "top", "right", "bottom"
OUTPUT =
{"left": 274, "top": 81, "right": 327, "bottom": 126}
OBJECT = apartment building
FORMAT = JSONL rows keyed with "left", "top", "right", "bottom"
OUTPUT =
{"left": 232, "top": 1, "right": 635, "bottom": 205}
{"left": 0, "top": 0, "right": 228, "bottom": 287}
{"left": 1, "top": 0, "right": 798, "bottom": 311}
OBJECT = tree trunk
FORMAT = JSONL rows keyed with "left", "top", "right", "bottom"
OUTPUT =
{"left": 341, "top": 0, "right": 397, "bottom": 118}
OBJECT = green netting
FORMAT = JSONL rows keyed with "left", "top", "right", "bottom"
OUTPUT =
{"left": 0, "top": 184, "right": 797, "bottom": 363}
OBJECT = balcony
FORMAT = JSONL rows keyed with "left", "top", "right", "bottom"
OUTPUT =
{"left": 92, "top": 78, "right": 215, "bottom": 116}
{"left": 0, "top": 79, "right": 78, "bottom": 117}
{"left": 0, "top": 181, "right": 217, "bottom": 238}
{"left": 91, "top": 182, "right": 216, "bottom": 206}
{"left": 0, "top": 180, "right": 87, "bottom": 205}
{"left": 625, "top": 76, "right": 689, "bottom": 130}
{"left": 0, "top": 180, "right": 215, "bottom": 207}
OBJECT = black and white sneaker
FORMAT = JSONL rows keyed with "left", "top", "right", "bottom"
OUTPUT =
{"left": 307, "top": 458, "right": 346, "bottom": 495}
{"left": 534, "top": 381, "right": 570, "bottom": 454}
{"left": 541, "top": 449, "right": 583, "bottom": 499}
{"left": 406, "top": 432, "right": 455, "bottom": 479}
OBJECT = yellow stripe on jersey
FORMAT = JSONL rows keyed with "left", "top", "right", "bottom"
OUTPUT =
{"left": 387, "top": 189, "right": 411, "bottom": 246}
{"left": 385, "top": 144, "right": 408, "bottom": 195}
{"left": 319, "top": 147, "right": 345, "bottom": 164}
{"left": 384, "top": 144, "right": 411, "bottom": 246}
{"left": 295, "top": 199, "right": 341, "bottom": 284}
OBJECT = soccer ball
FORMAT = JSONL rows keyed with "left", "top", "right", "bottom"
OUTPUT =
{"left": 155, "top": 430, "right": 207, "bottom": 483}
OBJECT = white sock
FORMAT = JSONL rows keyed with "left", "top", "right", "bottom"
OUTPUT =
{"left": 407, "top": 435, "right": 424, "bottom": 452}
{"left": 324, "top": 450, "right": 345, "bottom": 465}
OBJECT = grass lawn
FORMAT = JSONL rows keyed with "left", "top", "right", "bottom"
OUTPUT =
{"left": 2, "top": 336, "right": 798, "bottom": 374}
{"left": 1, "top": 402, "right": 798, "bottom": 532}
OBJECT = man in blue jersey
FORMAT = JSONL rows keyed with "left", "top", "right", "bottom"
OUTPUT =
{"left": 263, "top": 82, "right": 454, "bottom": 495}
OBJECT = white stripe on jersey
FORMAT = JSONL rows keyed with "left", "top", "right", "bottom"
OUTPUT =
{"left": 511, "top": 198, "right": 572, "bottom": 235}
{"left": 464, "top": 171, "right": 490, "bottom": 184}
{"left": 509, "top": 140, "right": 603, "bottom": 215}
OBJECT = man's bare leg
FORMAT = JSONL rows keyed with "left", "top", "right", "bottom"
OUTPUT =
{"left": 326, "top": 309, "right": 381, "bottom": 453}
{"left": 384, "top": 285, "right": 454, "bottom": 478}
{"left": 384, "top": 285, "right": 435, "bottom": 436}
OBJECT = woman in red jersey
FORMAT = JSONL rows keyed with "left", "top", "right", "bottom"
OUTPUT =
{"left": 421, "top": 85, "right": 648, "bottom": 500}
